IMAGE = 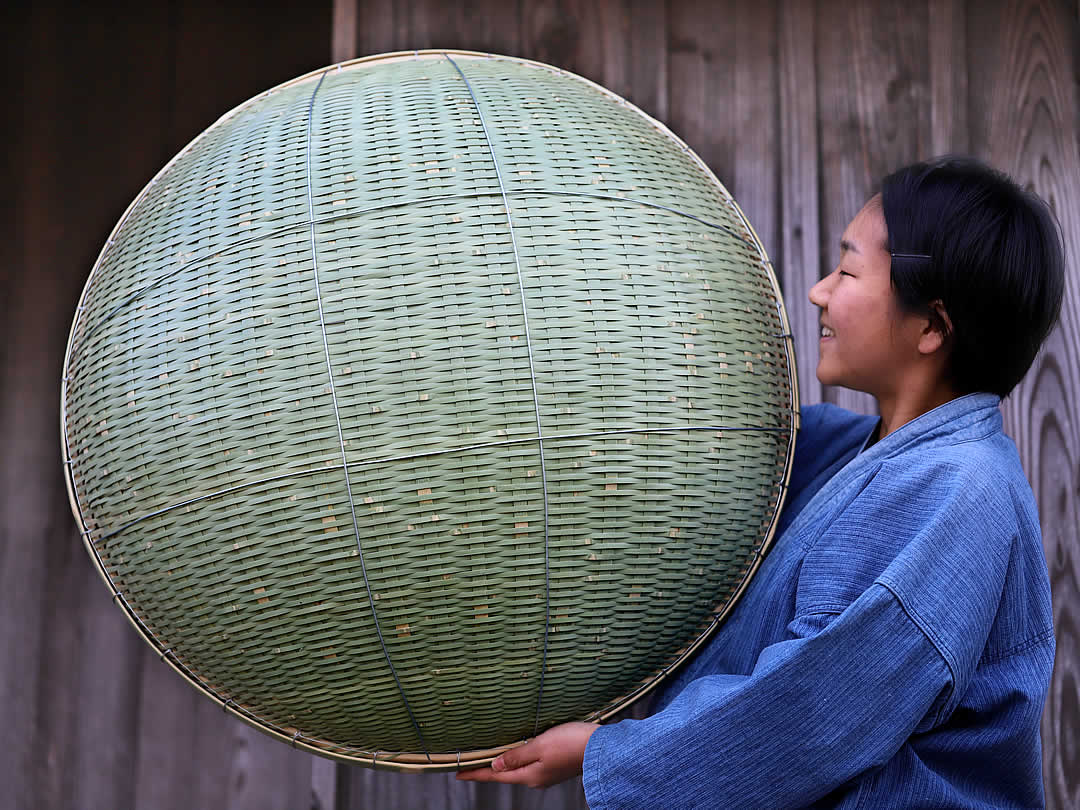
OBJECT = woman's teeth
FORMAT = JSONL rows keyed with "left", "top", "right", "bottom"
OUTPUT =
{"left": 821, "top": 326, "right": 835, "bottom": 338}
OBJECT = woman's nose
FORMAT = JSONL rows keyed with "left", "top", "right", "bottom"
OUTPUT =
{"left": 808, "top": 274, "right": 829, "bottom": 308}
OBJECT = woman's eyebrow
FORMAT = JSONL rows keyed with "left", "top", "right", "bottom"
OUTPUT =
{"left": 840, "top": 238, "right": 860, "bottom": 255}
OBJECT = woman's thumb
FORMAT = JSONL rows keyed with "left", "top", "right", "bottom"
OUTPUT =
{"left": 492, "top": 741, "right": 537, "bottom": 772}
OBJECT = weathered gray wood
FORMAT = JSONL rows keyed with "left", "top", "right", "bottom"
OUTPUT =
{"left": 134, "top": 650, "right": 210, "bottom": 810}
{"left": 1, "top": 41, "right": 55, "bottom": 797}
{"left": 558, "top": 0, "right": 630, "bottom": 96}
{"left": 443, "top": 0, "right": 524, "bottom": 56}
{"left": 928, "top": 0, "right": 969, "bottom": 155}
{"left": 524, "top": 0, "right": 585, "bottom": 75}
{"left": 814, "top": 0, "right": 933, "bottom": 415}
{"left": 1, "top": 8, "right": 65, "bottom": 809}
{"left": 778, "top": 0, "right": 824, "bottom": 405}
{"left": 3, "top": 6, "right": 165, "bottom": 809}
{"left": 2, "top": 3, "right": 333, "bottom": 810}
{"left": 667, "top": 0, "right": 737, "bottom": 186}
{"left": 220, "top": 722, "right": 314, "bottom": 810}
{"left": 313, "top": 756, "right": 338, "bottom": 810}
{"left": 967, "top": 3, "right": 1080, "bottom": 808}
{"left": 733, "top": 0, "right": 779, "bottom": 266}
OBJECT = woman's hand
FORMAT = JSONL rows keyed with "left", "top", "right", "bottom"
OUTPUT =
{"left": 455, "top": 721, "right": 600, "bottom": 789}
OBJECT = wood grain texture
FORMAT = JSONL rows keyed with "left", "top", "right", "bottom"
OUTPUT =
{"left": 928, "top": 0, "right": 969, "bottom": 154}
{"left": 2, "top": 2, "right": 332, "bottom": 809}
{"left": 667, "top": 0, "right": 737, "bottom": 187}
{"left": 1, "top": 5, "right": 59, "bottom": 805}
{"left": 627, "top": 0, "right": 669, "bottom": 121}
{"left": 4, "top": 6, "right": 158, "bottom": 808}
{"left": 815, "top": 0, "right": 937, "bottom": 415}
{"left": 778, "top": 0, "right": 824, "bottom": 405}
{"left": 524, "top": 0, "right": 667, "bottom": 121}
{"left": 733, "top": 0, "right": 779, "bottom": 267}
{"left": 404, "top": 0, "right": 524, "bottom": 57}
{"left": 968, "top": 2, "right": 1080, "bottom": 807}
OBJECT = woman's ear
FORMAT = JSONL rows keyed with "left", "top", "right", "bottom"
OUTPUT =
{"left": 918, "top": 299, "right": 954, "bottom": 355}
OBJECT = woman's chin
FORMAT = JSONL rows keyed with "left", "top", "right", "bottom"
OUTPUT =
{"left": 815, "top": 366, "right": 839, "bottom": 387}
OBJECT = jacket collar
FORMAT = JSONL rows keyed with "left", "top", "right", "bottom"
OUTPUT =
{"left": 786, "top": 393, "right": 1002, "bottom": 549}
{"left": 856, "top": 392, "right": 1002, "bottom": 462}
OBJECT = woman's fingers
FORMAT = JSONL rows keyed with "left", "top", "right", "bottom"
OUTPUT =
{"left": 456, "top": 740, "right": 540, "bottom": 783}
{"left": 454, "top": 722, "right": 599, "bottom": 789}
{"left": 455, "top": 763, "right": 543, "bottom": 785}
{"left": 493, "top": 739, "right": 541, "bottom": 772}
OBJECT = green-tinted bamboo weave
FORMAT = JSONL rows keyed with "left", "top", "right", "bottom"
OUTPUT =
{"left": 61, "top": 51, "right": 798, "bottom": 770}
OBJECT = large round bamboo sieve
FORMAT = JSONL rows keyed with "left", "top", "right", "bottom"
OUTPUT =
{"left": 61, "top": 50, "right": 798, "bottom": 771}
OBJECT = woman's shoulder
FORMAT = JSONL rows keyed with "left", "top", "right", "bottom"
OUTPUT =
{"left": 875, "top": 416, "right": 1035, "bottom": 521}
{"left": 831, "top": 422, "right": 1049, "bottom": 671}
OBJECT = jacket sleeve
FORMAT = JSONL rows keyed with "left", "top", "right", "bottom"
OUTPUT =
{"left": 582, "top": 583, "right": 952, "bottom": 809}
{"left": 582, "top": 454, "right": 1018, "bottom": 809}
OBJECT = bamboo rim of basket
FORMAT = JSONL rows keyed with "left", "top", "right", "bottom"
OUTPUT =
{"left": 60, "top": 49, "right": 800, "bottom": 772}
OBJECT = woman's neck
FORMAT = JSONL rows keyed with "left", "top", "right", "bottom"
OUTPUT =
{"left": 875, "top": 379, "right": 963, "bottom": 440}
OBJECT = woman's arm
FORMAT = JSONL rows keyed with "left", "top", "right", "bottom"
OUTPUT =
{"left": 457, "top": 584, "right": 951, "bottom": 805}
{"left": 580, "top": 584, "right": 950, "bottom": 809}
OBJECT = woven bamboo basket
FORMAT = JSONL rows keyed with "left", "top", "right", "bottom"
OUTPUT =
{"left": 61, "top": 50, "right": 798, "bottom": 771}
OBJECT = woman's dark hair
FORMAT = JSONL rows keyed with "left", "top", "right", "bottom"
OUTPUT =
{"left": 880, "top": 156, "right": 1065, "bottom": 398}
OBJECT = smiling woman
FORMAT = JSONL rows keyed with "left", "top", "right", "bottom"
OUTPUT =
{"left": 809, "top": 196, "right": 960, "bottom": 440}
{"left": 460, "top": 157, "right": 1067, "bottom": 809}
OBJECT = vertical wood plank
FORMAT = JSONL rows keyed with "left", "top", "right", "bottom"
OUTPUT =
{"left": 778, "top": 0, "right": 824, "bottom": 405}
{"left": 557, "top": 0, "right": 630, "bottom": 94}
{"left": 312, "top": 756, "right": 337, "bottom": 810}
{"left": 339, "top": 767, "right": 481, "bottom": 810}
{"left": 629, "top": 0, "right": 669, "bottom": 121}
{"left": 667, "top": 0, "right": 737, "bottom": 185}
{"left": 1, "top": 5, "right": 57, "bottom": 804}
{"left": 134, "top": 654, "right": 209, "bottom": 810}
{"left": 524, "top": 0, "right": 667, "bottom": 119}
{"left": 967, "top": 3, "right": 1080, "bottom": 808}
{"left": 927, "top": 0, "right": 969, "bottom": 154}
{"left": 222, "top": 723, "right": 314, "bottom": 810}
{"left": 0, "top": 1, "right": 333, "bottom": 808}
{"left": 815, "top": 0, "right": 932, "bottom": 414}
{"left": 354, "top": 0, "right": 401, "bottom": 57}
{"left": 333, "top": 0, "right": 359, "bottom": 62}
{"left": 69, "top": 575, "right": 146, "bottom": 810}
{"left": 169, "top": 0, "right": 332, "bottom": 153}
{"left": 404, "top": 0, "right": 523, "bottom": 57}
{"left": 457, "top": 0, "right": 524, "bottom": 56}
{"left": 403, "top": 0, "right": 459, "bottom": 49}
{"left": 475, "top": 778, "right": 588, "bottom": 810}
{"left": 6, "top": 4, "right": 172, "bottom": 807}
{"left": 733, "top": 0, "right": 778, "bottom": 262}
{"left": 0, "top": 4, "right": 33, "bottom": 803}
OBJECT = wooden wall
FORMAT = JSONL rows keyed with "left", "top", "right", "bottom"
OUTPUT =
{"left": 2, "top": 2, "right": 333, "bottom": 808}
{"left": 4, "top": 1, "right": 1077, "bottom": 809}
{"left": 332, "top": 2, "right": 1080, "bottom": 807}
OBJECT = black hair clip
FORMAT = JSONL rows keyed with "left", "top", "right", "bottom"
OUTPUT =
{"left": 890, "top": 252, "right": 932, "bottom": 260}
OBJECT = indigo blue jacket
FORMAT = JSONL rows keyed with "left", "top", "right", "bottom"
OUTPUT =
{"left": 582, "top": 394, "right": 1054, "bottom": 809}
